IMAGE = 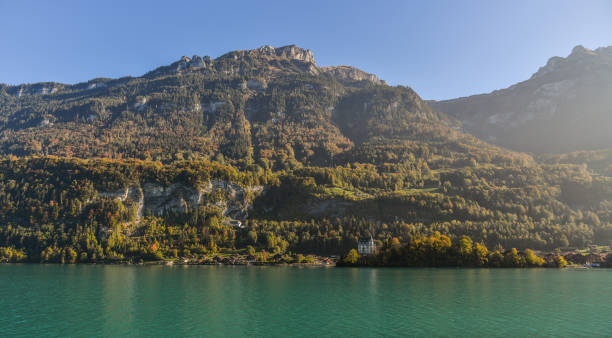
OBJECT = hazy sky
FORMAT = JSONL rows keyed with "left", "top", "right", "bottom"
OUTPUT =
{"left": 0, "top": 0, "right": 610, "bottom": 100}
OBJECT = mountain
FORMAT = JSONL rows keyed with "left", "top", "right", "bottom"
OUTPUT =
{"left": 0, "top": 45, "right": 516, "bottom": 170}
{"left": 430, "top": 45, "right": 612, "bottom": 154}
{"left": 2, "top": 45, "right": 612, "bottom": 263}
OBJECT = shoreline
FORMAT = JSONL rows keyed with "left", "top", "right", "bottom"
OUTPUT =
{"left": 2, "top": 261, "right": 608, "bottom": 269}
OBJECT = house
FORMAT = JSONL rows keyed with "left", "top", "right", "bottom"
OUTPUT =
{"left": 358, "top": 236, "right": 376, "bottom": 255}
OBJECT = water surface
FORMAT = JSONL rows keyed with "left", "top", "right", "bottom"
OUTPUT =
{"left": 1, "top": 265, "right": 611, "bottom": 337}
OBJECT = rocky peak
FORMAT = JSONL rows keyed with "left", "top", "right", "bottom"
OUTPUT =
{"left": 145, "top": 44, "right": 386, "bottom": 83}
{"left": 175, "top": 54, "right": 212, "bottom": 70}
{"left": 321, "top": 65, "right": 384, "bottom": 86}
{"left": 190, "top": 55, "right": 212, "bottom": 67}
{"left": 568, "top": 45, "right": 597, "bottom": 58}
{"left": 270, "top": 45, "right": 315, "bottom": 63}
{"left": 145, "top": 53, "right": 213, "bottom": 77}
{"left": 532, "top": 56, "right": 566, "bottom": 79}
{"left": 531, "top": 45, "right": 605, "bottom": 79}
{"left": 222, "top": 44, "right": 316, "bottom": 64}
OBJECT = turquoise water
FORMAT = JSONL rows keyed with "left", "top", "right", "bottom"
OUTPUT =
{"left": 1, "top": 265, "right": 612, "bottom": 337}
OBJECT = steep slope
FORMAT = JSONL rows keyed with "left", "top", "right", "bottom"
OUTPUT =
{"left": 430, "top": 45, "right": 612, "bottom": 153}
{"left": 0, "top": 45, "right": 519, "bottom": 171}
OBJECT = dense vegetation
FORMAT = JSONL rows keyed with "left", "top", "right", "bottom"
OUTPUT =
{"left": 2, "top": 45, "right": 612, "bottom": 264}
{"left": 0, "top": 154, "right": 611, "bottom": 263}
{"left": 339, "top": 232, "right": 574, "bottom": 268}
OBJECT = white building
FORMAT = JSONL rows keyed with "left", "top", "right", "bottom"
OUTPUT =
{"left": 358, "top": 236, "right": 376, "bottom": 255}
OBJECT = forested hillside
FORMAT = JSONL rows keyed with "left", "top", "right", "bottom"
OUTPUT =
{"left": 1, "top": 45, "right": 612, "bottom": 263}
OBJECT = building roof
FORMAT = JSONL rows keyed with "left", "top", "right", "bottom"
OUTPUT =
{"left": 358, "top": 236, "right": 375, "bottom": 244}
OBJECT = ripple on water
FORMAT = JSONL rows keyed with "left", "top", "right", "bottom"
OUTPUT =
{"left": 1, "top": 266, "right": 612, "bottom": 337}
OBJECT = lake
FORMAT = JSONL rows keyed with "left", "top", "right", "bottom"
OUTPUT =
{"left": 1, "top": 265, "right": 611, "bottom": 337}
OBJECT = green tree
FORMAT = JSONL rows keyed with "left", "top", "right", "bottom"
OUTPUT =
{"left": 344, "top": 249, "right": 360, "bottom": 265}
{"left": 554, "top": 255, "right": 568, "bottom": 268}
{"left": 503, "top": 248, "right": 524, "bottom": 267}
{"left": 524, "top": 249, "right": 544, "bottom": 267}
{"left": 472, "top": 242, "right": 488, "bottom": 266}
{"left": 458, "top": 235, "right": 473, "bottom": 264}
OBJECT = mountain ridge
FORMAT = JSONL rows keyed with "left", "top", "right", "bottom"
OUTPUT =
{"left": 430, "top": 44, "right": 612, "bottom": 153}
{"left": 0, "top": 44, "right": 500, "bottom": 172}
{"left": 0, "top": 45, "right": 383, "bottom": 94}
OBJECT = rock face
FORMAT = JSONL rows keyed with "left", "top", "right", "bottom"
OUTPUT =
{"left": 144, "top": 45, "right": 317, "bottom": 78}
{"left": 430, "top": 45, "right": 612, "bottom": 153}
{"left": 7, "top": 83, "right": 63, "bottom": 97}
{"left": 1, "top": 44, "right": 383, "bottom": 102}
{"left": 250, "top": 45, "right": 315, "bottom": 63}
{"left": 99, "top": 180, "right": 263, "bottom": 222}
{"left": 321, "top": 66, "right": 384, "bottom": 87}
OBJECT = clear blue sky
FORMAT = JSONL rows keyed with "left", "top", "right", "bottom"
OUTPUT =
{"left": 0, "top": 0, "right": 610, "bottom": 100}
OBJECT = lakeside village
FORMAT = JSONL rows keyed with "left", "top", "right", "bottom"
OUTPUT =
{"left": 3, "top": 233, "right": 612, "bottom": 268}
{"left": 339, "top": 236, "right": 612, "bottom": 268}
{"left": 165, "top": 236, "right": 612, "bottom": 268}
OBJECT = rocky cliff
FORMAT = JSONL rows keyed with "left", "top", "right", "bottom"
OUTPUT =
{"left": 321, "top": 65, "right": 384, "bottom": 87}
{"left": 99, "top": 180, "right": 263, "bottom": 226}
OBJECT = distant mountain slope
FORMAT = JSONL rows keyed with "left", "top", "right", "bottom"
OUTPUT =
{"left": 430, "top": 45, "right": 612, "bottom": 154}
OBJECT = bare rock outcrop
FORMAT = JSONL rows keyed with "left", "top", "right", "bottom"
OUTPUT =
{"left": 321, "top": 65, "right": 384, "bottom": 86}
{"left": 99, "top": 180, "right": 263, "bottom": 222}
